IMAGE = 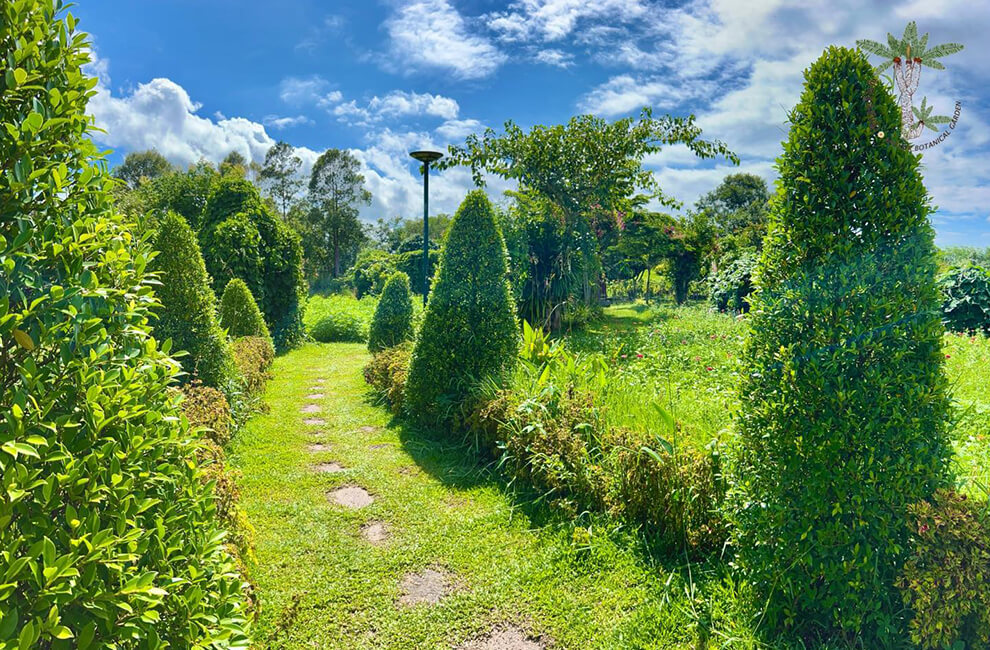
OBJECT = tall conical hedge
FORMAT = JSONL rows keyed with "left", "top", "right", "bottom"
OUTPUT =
{"left": 368, "top": 271, "right": 414, "bottom": 352}
{"left": 404, "top": 191, "right": 518, "bottom": 427}
{"left": 220, "top": 277, "right": 272, "bottom": 341}
{"left": 730, "top": 46, "right": 951, "bottom": 644}
{"left": 151, "top": 212, "right": 237, "bottom": 389}
{"left": 0, "top": 2, "right": 250, "bottom": 645}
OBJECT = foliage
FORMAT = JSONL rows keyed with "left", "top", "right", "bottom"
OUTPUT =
{"left": 305, "top": 294, "right": 376, "bottom": 343}
{"left": 308, "top": 148, "right": 370, "bottom": 277}
{"left": 113, "top": 149, "right": 175, "bottom": 189}
{"left": 231, "top": 336, "right": 275, "bottom": 396}
{"left": 0, "top": 2, "right": 250, "bottom": 644}
{"left": 394, "top": 249, "right": 439, "bottom": 297}
{"left": 694, "top": 173, "right": 770, "bottom": 253}
{"left": 151, "top": 212, "right": 238, "bottom": 389}
{"left": 708, "top": 250, "right": 758, "bottom": 313}
{"left": 608, "top": 212, "right": 678, "bottom": 302}
{"left": 349, "top": 248, "right": 397, "bottom": 299}
{"left": 201, "top": 178, "right": 306, "bottom": 351}
{"left": 939, "top": 246, "right": 990, "bottom": 270}
{"left": 896, "top": 489, "right": 990, "bottom": 649}
{"left": 115, "top": 159, "right": 219, "bottom": 231}
{"left": 180, "top": 382, "right": 232, "bottom": 446}
{"left": 405, "top": 191, "right": 520, "bottom": 428}
{"left": 220, "top": 278, "right": 272, "bottom": 341}
{"left": 730, "top": 47, "right": 952, "bottom": 644}
{"left": 368, "top": 272, "right": 414, "bottom": 352}
{"left": 259, "top": 141, "right": 302, "bottom": 218}
{"left": 938, "top": 264, "right": 990, "bottom": 334}
{"left": 363, "top": 343, "right": 413, "bottom": 414}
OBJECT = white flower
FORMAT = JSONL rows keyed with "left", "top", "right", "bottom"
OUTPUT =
{"left": 877, "top": 131, "right": 885, "bottom": 138}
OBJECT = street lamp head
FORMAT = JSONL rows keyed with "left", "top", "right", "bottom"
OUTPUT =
{"left": 410, "top": 150, "right": 444, "bottom": 164}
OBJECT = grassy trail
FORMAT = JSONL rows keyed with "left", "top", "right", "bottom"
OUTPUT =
{"left": 232, "top": 343, "right": 698, "bottom": 650}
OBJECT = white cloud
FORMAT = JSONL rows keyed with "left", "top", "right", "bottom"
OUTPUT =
{"left": 279, "top": 76, "right": 342, "bottom": 108}
{"left": 487, "top": 0, "right": 650, "bottom": 43}
{"left": 535, "top": 49, "right": 573, "bottom": 68}
{"left": 384, "top": 0, "right": 506, "bottom": 79}
{"left": 330, "top": 90, "right": 460, "bottom": 126}
{"left": 263, "top": 114, "right": 314, "bottom": 129}
{"left": 436, "top": 118, "right": 484, "bottom": 141}
{"left": 579, "top": 74, "right": 718, "bottom": 116}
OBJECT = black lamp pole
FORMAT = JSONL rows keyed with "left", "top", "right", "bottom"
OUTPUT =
{"left": 409, "top": 150, "right": 443, "bottom": 306}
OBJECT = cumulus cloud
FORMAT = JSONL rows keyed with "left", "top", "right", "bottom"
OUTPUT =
{"left": 384, "top": 0, "right": 506, "bottom": 79}
{"left": 279, "top": 76, "right": 342, "bottom": 108}
{"left": 535, "top": 49, "right": 573, "bottom": 68}
{"left": 435, "top": 118, "right": 484, "bottom": 141}
{"left": 487, "top": 0, "right": 650, "bottom": 43}
{"left": 263, "top": 115, "right": 314, "bottom": 129}
{"left": 330, "top": 90, "right": 460, "bottom": 127}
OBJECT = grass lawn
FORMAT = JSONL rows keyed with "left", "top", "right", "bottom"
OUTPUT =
{"left": 232, "top": 342, "right": 713, "bottom": 649}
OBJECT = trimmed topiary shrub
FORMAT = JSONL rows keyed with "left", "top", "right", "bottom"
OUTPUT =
{"left": 897, "top": 489, "right": 990, "bottom": 649}
{"left": 404, "top": 190, "right": 519, "bottom": 427}
{"left": 730, "top": 46, "right": 952, "bottom": 644}
{"left": 220, "top": 277, "right": 272, "bottom": 341}
{"left": 368, "top": 272, "right": 414, "bottom": 352}
{"left": 938, "top": 264, "right": 990, "bottom": 334}
{"left": 201, "top": 178, "right": 307, "bottom": 351}
{"left": 231, "top": 336, "right": 275, "bottom": 396}
{"left": 151, "top": 212, "right": 238, "bottom": 390}
{"left": 0, "top": 4, "right": 251, "bottom": 645}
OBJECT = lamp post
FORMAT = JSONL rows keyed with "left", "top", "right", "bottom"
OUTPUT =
{"left": 409, "top": 150, "right": 443, "bottom": 306}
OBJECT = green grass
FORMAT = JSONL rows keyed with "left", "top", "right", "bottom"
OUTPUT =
{"left": 233, "top": 343, "right": 730, "bottom": 649}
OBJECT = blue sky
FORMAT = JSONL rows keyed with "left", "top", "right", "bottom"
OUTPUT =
{"left": 78, "top": 0, "right": 990, "bottom": 246}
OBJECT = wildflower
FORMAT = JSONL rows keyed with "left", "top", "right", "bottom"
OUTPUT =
{"left": 636, "top": 353, "right": 643, "bottom": 358}
{"left": 706, "top": 366, "right": 713, "bottom": 371}
{"left": 945, "top": 354, "right": 951, "bottom": 359}
{"left": 621, "top": 354, "right": 627, "bottom": 359}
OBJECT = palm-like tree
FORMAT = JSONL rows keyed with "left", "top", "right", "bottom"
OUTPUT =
{"left": 912, "top": 97, "right": 951, "bottom": 132}
{"left": 857, "top": 22, "right": 963, "bottom": 72}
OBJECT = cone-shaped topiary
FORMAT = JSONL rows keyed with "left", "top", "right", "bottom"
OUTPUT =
{"left": 730, "top": 46, "right": 951, "bottom": 644}
{"left": 151, "top": 212, "right": 237, "bottom": 389}
{"left": 368, "top": 271, "right": 414, "bottom": 352}
{"left": 220, "top": 277, "right": 272, "bottom": 341}
{"left": 0, "top": 3, "right": 250, "bottom": 645}
{"left": 404, "top": 190, "right": 518, "bottom": 427}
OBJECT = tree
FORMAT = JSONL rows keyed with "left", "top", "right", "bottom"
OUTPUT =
{"left": 113, "top": 149, "right": 175, "bottom": 188}
{"left": 0, "top": 3, "right": 250, "bottom": 644}
{"left": 609, "top": 212, "right": 676, "bottom": 303}
{"left": 259, "top": 141, "right": 303, "bottom": 218}
{"left": 441, "top": 110, "right": 736, "bottom": 326}
{"left": 368, "top": 272, "right": 414, "bottom": 352}
{"left": 151, "top": 213, "right": 238, "bottom": 389}
{"left": 730, "top": 47, "right": 951, "bottom": 644}
{"left": 694, "top": 172, "right": 770, "bottom": 253}
{"left": 308, "top": 148, "right": 371, "bottom": 277}
{"left": 220, "top": 150, "right": 250, "bottom": 178}
{"left": 404, "top": 191, "right": 519, "bottom": 428}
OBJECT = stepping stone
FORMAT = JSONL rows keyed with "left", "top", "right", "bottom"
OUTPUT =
{"left": 398, "top": 466, "right": 420, "bottom": 476}
{"left": 301, "top": 404, "right": 321, "bottom": 414}
{"left": 360, "top": 521, "right": 389, "bottom": 544}
{"left": 314, "top": 462, "right": 346, "bottom": 473}
{"left": 456, "top": 626, "right": 545, "bottom": 650}
{"left": 328, "top": 485, "right": 373, "bottom": 509}
{"left": 398, "top": 568, "right": 452, "bottom": 606}
{"left": 359, "top": 425, "right": 379, "bottom": 433}
{"left": 303, "top": 418, "right": 326, "bottom": 426}
{"left": 314, "top": 378, "right": 326, "bottom": 384}
{"left": 307, "top": 443, "right": 332, "bottom": 452}
{"left": 306, "top": 393, "right": 324, "bottom": 400}
{"left": 369, "top": 443, "right": 391, "bottom": 450}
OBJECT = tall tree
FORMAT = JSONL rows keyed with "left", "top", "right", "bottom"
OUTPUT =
{"left": 694, "top": 172, "right": 770, "bottom": 249}
{"left": 220, "top": 150, "right": 250, "bottom": 178}
{"left": 308, "top": 148, "right": 371, "bottom": 277}
{"left": 259, "top": 141, "right": 303, "bottom": 218}
{"left": 113, "top": 149, "right": 175, "bottom": 188}
{"left": 609, "top": 212, "right": 676, "bottom": 303}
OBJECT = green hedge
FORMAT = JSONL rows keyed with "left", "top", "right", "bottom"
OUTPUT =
{"left": 220, "top": 277, "right": 272, "bottom": 341}
{"left": 151, "top": 212, "right": 238, "bottom": 390}
{"left": 0, "top": 3, "right": 251, "bottom": 644}
{"left": 730, "top": 46, "right": 952, "bottom": 644}
{"left": 368, "top": 272, "right": 414, "bottom": 352}
{"left": 938, "top": 264, "right": 990, "bottom": 334}
{"left": 404, "top": 191, "right": 518, "bottom": 427}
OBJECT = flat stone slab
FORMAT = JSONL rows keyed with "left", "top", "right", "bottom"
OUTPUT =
{"left": 457, "top": 626, "right": 545, "bottom": 650}
{"left": 303, "top": 418, "right": 326, "bottom": 426}
{"left": 300, "top": 404, "right": 321, "bottom": 414}
{"left": 313, "top": 378, "right": 326, "bottom": 384}
{"left": 314, "top": 462, "right": 346, "bottom": 473}
{"left": 398, "top": 569, "right": 452, "bottom": 606}
{"left": 369, "top": 443, "right": 392, "bottom": 450}
{"left": 360, "top": 521, "right": 389, "bottom": 544}
{"left": 359, "top": 425, "right": 380, "bottom": 433}
{"left": 307, "top": 443, "right": 332, "bottom": 452}
{"left": 306, "top": 393, "right": 325, "bottom": 400}
{"left": 328, "top": 485, "right": 373, "bottom": 509}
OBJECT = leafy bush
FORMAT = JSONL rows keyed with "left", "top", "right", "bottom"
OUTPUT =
{"left": 350, "top": 249, "right": 396, "bottom": 299}
{"left": 368, "top": 272, "right": 414, "bottom": 352}
{"left": 708, "top": 250, "right": 757, "bottom": 313}
{"left": 405, "top": 191, "right": 519, "bottom": 427}
{"left": 363, "top": 343, "right": 413, "bottom": 413}
{"left": 179, "top": 382, "right": 232, "bottom": 446}
{"left": 151, "top": 212, "right": 238, "bottom": 390}
{"left": 394, "top": 248, "right": 439, "bottom": 296}
{"left": 305, "top": 293, "right": 377, "bottom": 343}
{"left": 201, "top": 178, "right": 306, "bottom": 351}
{"left": 897, "top": 490, "right": 990, "bottom": 649}
{"left": 730, "top": 47, "right": 952, "bottom": 644}
{"left": 938, "top": 264, "right": 990, "bottom": 334}
{"left": 0, "top": 4, "right": 250, "bottom": 644}
{"left": 220, "top": 278, "right": 272, "bottom": 341}
{"left": 231, "top": 336, "right": 275, "bottom": 396}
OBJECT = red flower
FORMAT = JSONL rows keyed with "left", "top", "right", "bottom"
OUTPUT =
{"left": 946, "top": 354, "right": 951, "bottom": 359}
{"left": 706, "top": 366, "right": 713, "bottom": 371}
{"left": 636, "top": 353, "right": 643, "bottom": 358}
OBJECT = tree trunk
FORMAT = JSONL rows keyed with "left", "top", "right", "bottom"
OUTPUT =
{"left": 333, "top": 238, "right": 340, "bottom": 277}
{"left": 645, "top": 267, "right": 651, "bottom": 304}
